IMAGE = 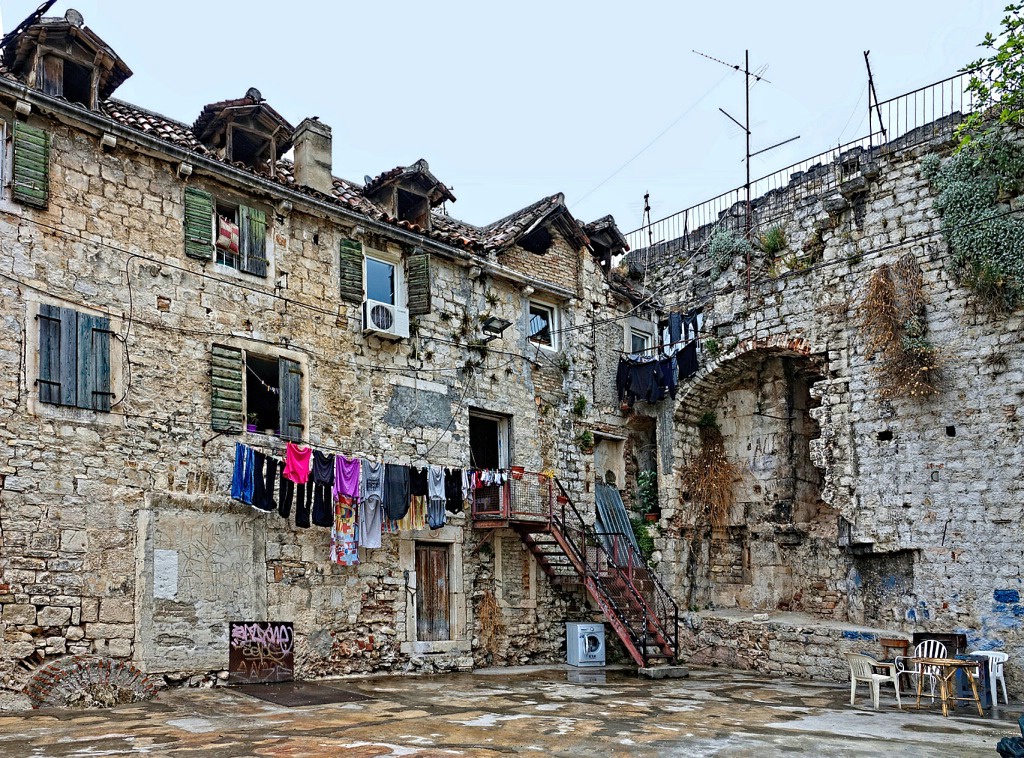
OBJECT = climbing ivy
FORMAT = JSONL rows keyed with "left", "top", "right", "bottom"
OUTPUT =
{"left": 922, "top": 133, "right": 1024, "bottom": 312}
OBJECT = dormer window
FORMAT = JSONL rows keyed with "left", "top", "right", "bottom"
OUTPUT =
{"left": 38, "top": 54, "right": 94, "bottom": 107}
{"left": 397, "top": 189, "right": 429, "bottom": 227}
{"left": 192, "top": 89, "right": 293, "bottom": 177}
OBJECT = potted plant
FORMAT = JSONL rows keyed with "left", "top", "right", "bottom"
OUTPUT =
{"left": 246, "top": 413, "right": 258, "bottom": 433}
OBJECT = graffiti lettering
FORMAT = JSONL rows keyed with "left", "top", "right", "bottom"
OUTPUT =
{"left": 228, "top": 621, "right": 294, "bottom": 683}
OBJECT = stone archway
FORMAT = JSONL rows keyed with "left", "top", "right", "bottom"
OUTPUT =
{"left": 671, "top": 336, "right": 850, "bottom": 618}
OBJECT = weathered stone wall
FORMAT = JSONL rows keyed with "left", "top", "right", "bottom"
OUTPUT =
{"left": 633, "top": 128, "right": 1024, "bottom": 693}
{"left": 0, "top": 100, "right": 627, "bottom": 698}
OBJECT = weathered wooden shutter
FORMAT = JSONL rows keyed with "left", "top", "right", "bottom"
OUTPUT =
{"left": 12, "top": 121, "right": 50, "bottom": 209}
{"left": 77, "top": 313, "right": 111, "bottom": 412}
{"left": 415, "top": 544, "right": 451, "bottom": 642}
{"left": 339, "top": 239, "right": 364, "bottom": 303}
{"left": 184, "top": 187, "right": 215, "bottom": 260}
{"left": 278, "top": 358, "right": 304, "bottom": 441}
{"left": 37, "top": 304, "right": 64, "bottom": 405}
{"left": 38, "top": 55, "right": 64, "bottom": 97}
{"left": 239, "top": 205, "right": 268, "bottom": 277}
{"left": 406, "top": 249, "right": 431, "bottom": 316}
{"left": 210, "top": 344, "right": 244, "bottom": 432}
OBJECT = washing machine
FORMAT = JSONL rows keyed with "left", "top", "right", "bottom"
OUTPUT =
{"left": 566, "top": 622, "right": 605, "bottom": 667}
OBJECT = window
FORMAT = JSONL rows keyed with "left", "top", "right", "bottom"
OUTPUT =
{"left": 184, "top": 188, "right": 268, "bottom": 276}
{"left": 210, "top": 344, "right": 303, "bottom": 440}
{"left": 528, "top": 301, "right": 558, "bottom": 350}
{"left": 469, "top": 410, "right": 510, "bottom": 469}
{"left": 397, "top": 188, "right": 429, "bottom": 228}
{"left": 37, "top": 305, "right": 112, "bottom": 412}
{"left": 38, "top": 54, "right": 95, "bottom": 108}
{"left": 365, "top": 253, "right": 399, "bottom": 305}
{"left": 630, "top": 328, "right": 652, "bottom": 354}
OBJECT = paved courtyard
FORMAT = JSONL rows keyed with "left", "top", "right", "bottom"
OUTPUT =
{"left": 0, "top": 666, "right": 1018, "bottom": 756}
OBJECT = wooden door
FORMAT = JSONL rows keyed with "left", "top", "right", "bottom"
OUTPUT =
{"left": 416, "top": 544, "right": 450, "bottom": 642}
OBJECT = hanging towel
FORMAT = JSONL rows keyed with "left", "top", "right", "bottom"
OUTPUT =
{"left": 334, "top": 455, "right": 361, "bottom": 501}
{"left": 283, "top": 442, "right": 312, "bottom": 484}
{"left": 384, "top": 463, "right": 411, "bottom": 521}
{"left": 311, "top": 450, "right": 335, "bottom": 527}
{"left": 330, "top": 496, "right": 359, "bottom": 566}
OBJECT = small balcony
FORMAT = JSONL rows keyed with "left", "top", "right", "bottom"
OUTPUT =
{"left": 470, "top": 469, "right": 566, "bottom": 529}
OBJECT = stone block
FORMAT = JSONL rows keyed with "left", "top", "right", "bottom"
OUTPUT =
{"left": 37, "top": 606, "right": 72, "bottom": 627}
{"left": 81, "top": 598, "right": 99, "bottom": 623}
{"left": 1, "top": 604, "right": 36, "bottom": 625}
{"left": 107, "top": 638, "right": 133, "bottom": 658}
{"left": 99, "top": 598, "right": 134, "bottom": 624}
{"left": 85, "top": 622, "right": 134, "bottom": 639}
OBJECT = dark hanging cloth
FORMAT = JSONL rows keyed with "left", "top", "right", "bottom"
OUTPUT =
{"left": 677, "top": 340, "right": 699, "bottom": 380}
{"left": 444, "top": 468, "right": 464, "bottom": 513}
{"left": 659, "top": 355, "right": 679, "bottom": 399}
{"left": 409, "top": 466, "right": 429, "bottom": 498}
{"left": 631, "top": 358, "right": 662, "bottom": 403}
{"left": 256, "top": 456, "right": 279, "bottom": 513}
{"left": 311, "top": 450, "right": 336, "bottom": 527}
{"left": 295, "top": 482, "right": 313, "bottom": 528}
{"left": 616, "top": 358, "right": 631, "bottom": 403}
{"left": 250, "top": 451, "right": 276, "bottom": 513}
{"left": 668, "top": 312, "right": 683, "bottom": 344}
{"left": 279, "top": 471, "right": 294, "bottom": 519}
{"left": 384, "top": 463, "right": 411, "bottom": 521}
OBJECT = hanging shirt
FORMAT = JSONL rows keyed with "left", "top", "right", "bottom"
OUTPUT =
{"left": 384, "top": 463, "right": 411, "bottom": 521}
{"left": 361, "top": 459, "right": 385, "bottom": 504}
{"left": 444, "top": 468, "right": 464, "bottom": 513}
{"left": 334, "top": 455, "right": 361, "bottom": 501}
{"left": 677, "top": 340, "right": 699, "bottom": 380}
{"left": 427, "top": 465, "right": 446, "bottom": 502}
{"left": 409, "top": 466, "right": 429, "bottom": 498}
{"left": 359, "top": 498, "right": 383, "bottom": 549}
{"left": 282, "top": 442, "right": 312, "bottom": 484}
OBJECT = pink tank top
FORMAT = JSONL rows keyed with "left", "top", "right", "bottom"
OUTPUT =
{"left": 282, "top": 442, "right": 312, "bottom": 484}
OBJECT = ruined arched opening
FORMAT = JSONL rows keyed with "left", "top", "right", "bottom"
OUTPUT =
{"left": 674, "top": 342, "right": 849, "bottom": 618}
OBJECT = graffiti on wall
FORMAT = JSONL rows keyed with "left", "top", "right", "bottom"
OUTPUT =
{"left": 228, "top": 621, "right": 294, "bottom": 683}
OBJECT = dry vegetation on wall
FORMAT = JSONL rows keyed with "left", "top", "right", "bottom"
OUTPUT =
{"left": 679, "top": 414, "right": 737, "bottom": 529}
{"left": 857, "top": 254, "right": 940, "bottom": 399}
{"left": 478, "top": 589, "right": 505, "bottom": 658}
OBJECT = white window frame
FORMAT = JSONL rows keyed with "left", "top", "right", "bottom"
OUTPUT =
{"left": 527, "top": 299, "right": 559, "bottom": 352}
{"left": 363, "top": 247, "right": 405, "bottom": 307}
{"left": 629, "top": 327, "right": 653, "bottom": 354}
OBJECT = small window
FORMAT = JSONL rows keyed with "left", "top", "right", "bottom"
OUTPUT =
{"left": 38, "top": 54, "right": 95, "bottom": 108}
{"left": 37, "top": 305, "right": 112, "bottom": 412}
{"left": 630, "top": 328, "right": 652, "bottom": 354}
{"left": 528, "top": 301, "right": 558, "bottom": 350}
{"left": 245, "top": 354, "right": 281, "bottom": 434}
{"left": 210, "top": 344, "right": 304, "bottom": 440}
{"left": 397, "top": 188, "right": 429, "bottom": 228}
{"left": 365, "top": 255, "right": 397, "bottom": 305}
{"left": 183, "top": 190, "right": 268, "bottom": 277}
{"left": 215, "top": 202, "right": 241, "bottom": 269}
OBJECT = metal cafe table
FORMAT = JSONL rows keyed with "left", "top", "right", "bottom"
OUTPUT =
{"left": 912, "top": 656, "right": 984, "bottom": 717}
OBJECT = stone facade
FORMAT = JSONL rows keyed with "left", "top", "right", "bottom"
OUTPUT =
{"left": 631, "top": 123, "right": 1024, "bottom": 694}
{"left": 0, "top": 12, "right": 652, "bottom": 702}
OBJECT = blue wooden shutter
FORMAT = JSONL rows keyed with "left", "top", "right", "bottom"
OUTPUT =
{"left": 278, "top": 358, "right": 303, "bottom": 441}
{"left": 77, "top": 313, "right": 111, "bottom": 411}
{"left": 37, "top": 304, "right": 63, "bottom": 405}
{"left": 12, "top": 121, "right": 50, "bottom": 209}
{"left": 239, "top": 205, "right": 268, "bottom": 277}
{"left": 211, "top": 344, "right": 244, "bottom": 432}
{"left": 407, "top": 248, "right": 431, "bottom": 316}
{"left": 57, "top": 307, "right": 79, "bottom": 406}
{"left": 338, "top": 239, "right": 364, "bottom": 303}
{"left": 184, "top": 187, "right": 215, "bottom": 260}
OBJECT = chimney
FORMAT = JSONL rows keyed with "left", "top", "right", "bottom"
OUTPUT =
{"left": 292, "top": 117, "right": 333, "bottom": 195}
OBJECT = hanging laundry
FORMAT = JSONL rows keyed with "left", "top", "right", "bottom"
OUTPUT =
{"left": 278, "top": 470, "right": 294, "bottom": 519}
{"left": 659, "top": 354, "right": 679, "bottom": 399}
{"left": 617, "top": 355, "right": 663, "bottom": 407}
{"left": 677, "top": 340, "right": 699, "bottom": 380}
{"left": 359, "top": 498, "right": 383, "bottom": 549}
{"left": 250, "top": 450, "right": 276, "bottom": 513}
{"left": 230, "top": 442, "right": 248, "bottom": 502}
{"left": 384, "top": 463, "right": 410, "bottom": 521}
{"left": 427, "top": 465, "right": 447, "bottom": 528}
{"left": 399, "top": 495, "right": 427, "bottom": 531}
{"left": 282, "top": 442, "right": 312, "bottom": 484}
{"left": 409, "top": 466, "right": 429, "bottom": 498}
{"left": 668, "top": 312, "right": 683, "bottom": 344}
{"left": 295, "top": 482, "right": 313, "bottom": 529}
{"left": 444, "top": 467, "right": 464, "bottom": 513}
{"left": 254, "top": 454, "right": 279, "bottom": 513}
{"left": 330, "top": 496, "right": 359, "bottom": 566}
{"left": 334, "top": 455, "right": 361, "bottom": 501}
{"left": 216, "top": 215, "right": 239, "bottom": 254}
{"left": 311, "top": 451, "right": 335, "bottom": 527}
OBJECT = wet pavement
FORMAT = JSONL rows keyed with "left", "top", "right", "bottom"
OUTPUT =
{"left": 0, "top": 666, "right": 1019, "bottom": 756}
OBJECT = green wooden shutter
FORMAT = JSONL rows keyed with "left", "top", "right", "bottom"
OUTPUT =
{"left": 184, "top": 187, "right": 215, "bottom": 260}
{"left": 239, "top": 205, "right": 268, "bottom": 277}
{"left": 407, "top": 249, "right": 431, "bottom": 316}
{"left": 37, "top": 304, "right": 63, "bottom": 405}
{"left": 211, "top": 344, "right": 243, "bottom": 432}
{"left": 78, "top": 313, "right": 111, "bottom": 412}
{"left": 278, "top": 357, "right": 304, "bottom": 442}
{"left": 12, "top": 121, "right": 50, "bottom": 209}
{"left": 339, "top": 239, "right": 364, "bottom": 303}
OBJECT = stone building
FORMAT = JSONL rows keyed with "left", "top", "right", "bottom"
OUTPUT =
{"left": 628, "top": 96, "right": 1024, "bottom": 691}
{"left": 0, "top": 9, "right": 671, "bottom": 699}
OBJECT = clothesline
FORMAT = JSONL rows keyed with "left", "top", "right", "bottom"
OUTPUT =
{"left": 616, "top": 334, "right": 704, "bottom": 356}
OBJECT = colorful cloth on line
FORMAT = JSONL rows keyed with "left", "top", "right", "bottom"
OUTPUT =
{"left": 330, "top": 495, "right": 359, "bottom": 566}
{"left": 282, "top": 442, "right": 312, "bottom": 484}
{"left": 334, "top": 455, "right": 361, "bottom": 500}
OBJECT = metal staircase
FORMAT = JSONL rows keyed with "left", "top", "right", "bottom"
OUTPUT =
{"left": 472, "top": 472, "right": 678, "bottom": 668}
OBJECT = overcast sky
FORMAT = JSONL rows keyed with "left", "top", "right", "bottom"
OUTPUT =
{"left": 1, "top": 1, "right": 1001, "bottom": 235}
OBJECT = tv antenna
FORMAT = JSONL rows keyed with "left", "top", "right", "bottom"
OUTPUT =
{"left": 694, "top": 49, "right": 799, "bottom": 297}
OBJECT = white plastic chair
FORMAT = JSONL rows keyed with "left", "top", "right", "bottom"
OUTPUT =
{"left": 970, "top": 650, "right": 1009, "bottom": 705}
{"left": 904, "top": 640, "right": 947, "bottom": 701}
{"left": 845, "top": 652, "right": 902, "bottom": 710}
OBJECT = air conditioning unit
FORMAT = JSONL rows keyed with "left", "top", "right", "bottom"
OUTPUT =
{"left": 362, "top": 299, "right": 410, "bottom": 339}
